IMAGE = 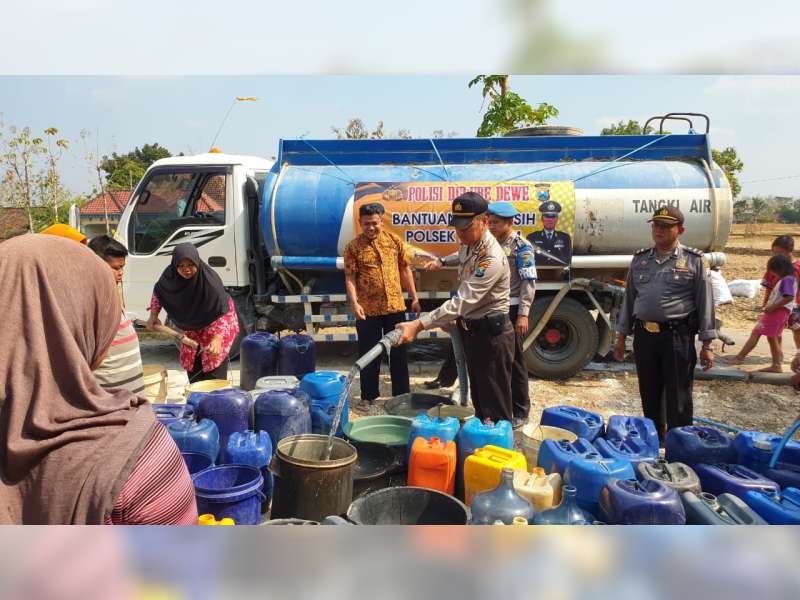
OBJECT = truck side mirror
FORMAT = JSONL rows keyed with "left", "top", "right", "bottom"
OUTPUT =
{"left": 245, "top": 177, "right": 259, "bottom": 203}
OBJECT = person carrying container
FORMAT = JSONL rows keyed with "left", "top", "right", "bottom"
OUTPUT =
{"left": 146, "top": 243, "right": 239, "bottom": 382}
{"left": 487, "top": 201, "right": 537, "bottom": 429}
{"left": 396, "top": 192, "right": 515, "bottom": 423}
{"left": 344, "top": 202, "right": 421, "bottom": 404}
{"left": 613, "top": 206, "right": 715, "bottom": 443}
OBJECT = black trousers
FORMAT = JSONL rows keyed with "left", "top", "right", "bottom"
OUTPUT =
{"left": 509, "top": 306, "right": 531, "bottom": 420}
{"left": 462, "top": 320, "right": 515, "bottom": 423}
{"left": 632, "top": 321, "right": 696, "bottom": 442}
{"left": 188, "top": 352, "right": 229, "bottom": 383}
{"left": 356, "top": 312, "right": 410, "bottom": 401}
{"left": 436, "top": 345, "right": 458, "bottom": 386}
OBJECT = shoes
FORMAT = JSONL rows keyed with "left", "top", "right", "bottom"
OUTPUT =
{"left": 512, "top": 417, "right": 528, "bottom": 430}
{"left": 423, "top": 379, "right": 442, "bottom": 390}
{"left": 718, "top": 333, "right": 736, "bottom": 347}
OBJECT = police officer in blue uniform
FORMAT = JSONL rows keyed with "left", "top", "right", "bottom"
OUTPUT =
{"left": 527, "top": 200, "right": 572, "bottom": 267}
{"left": 488, "top": 202, "right": 537, "bottom": 428}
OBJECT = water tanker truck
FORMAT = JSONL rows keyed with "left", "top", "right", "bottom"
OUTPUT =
{"left": 115, "top": 114, "right": 732, "bottom": 379}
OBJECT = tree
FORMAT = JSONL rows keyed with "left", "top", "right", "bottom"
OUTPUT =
{"left": 100, "top": 143, "right": 172, "bottom": 190}
{"left": 331, "top": 118, "right": 451, "bottom": 140}
{"left": 469, "top": 75, "right": 558, "bottom": 137}
{"left": 1, "top": 124, "right": 71, "bottom": 232}
{"left": 711, "top": 147, "right": 744, "bottom": 199}
{"left": 600, "top": 120, "right": 657, "bottom": 136}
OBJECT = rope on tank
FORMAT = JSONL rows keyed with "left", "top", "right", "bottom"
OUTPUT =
{"left": 429, "top": 139, "right": 452, "bottom": 182}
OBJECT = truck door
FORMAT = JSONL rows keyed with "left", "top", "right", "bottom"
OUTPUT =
{"left": 119, "top": 166, "right": 237, "bottom": 321}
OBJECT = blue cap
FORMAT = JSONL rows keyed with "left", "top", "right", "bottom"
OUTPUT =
{"left": 487, "top": 202, "right": 519, "bottom": 218}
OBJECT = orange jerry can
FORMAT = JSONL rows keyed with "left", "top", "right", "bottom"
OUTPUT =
{"left": 407, "top": 436, "right": 457, "bottom": 495}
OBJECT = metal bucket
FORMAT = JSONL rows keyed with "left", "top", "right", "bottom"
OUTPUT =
{"left": 270, "top": 434, "right": 357, "bottom": 521}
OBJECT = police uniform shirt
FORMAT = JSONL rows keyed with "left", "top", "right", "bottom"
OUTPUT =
{"left": 527, "top": 229, "right": 572, "bottom": 264}
{"left": 615, "top": 243, "right": 716, "bottom": 341}
{"left": 499, "top": 231, "right": 537, "bottom": 316}
{"left": 420, "top": 229, "right": 510, "bottom": 330}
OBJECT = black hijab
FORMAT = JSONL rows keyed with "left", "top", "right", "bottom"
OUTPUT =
{"left": 154, "top": 243, "right": 230, "bottom": 331}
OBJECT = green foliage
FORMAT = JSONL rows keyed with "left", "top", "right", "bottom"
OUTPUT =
{"left": 711, "top": 147, "right": 744, "bottom": 199}
{"left": 100, "top": 143, "right": 172, "bottom": 190}
{"left": 469, "top": 75, "right": 558, "bottom": 137}
{"left": 600, "top": 120, "right": 657, "bottom": 136}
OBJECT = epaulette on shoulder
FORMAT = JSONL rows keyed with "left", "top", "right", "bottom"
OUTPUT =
{"left": 633, "top": 247, "right": 651, "bottom": 256}
{"left": 683, "top": 246, "right": 704, "bottom": 257}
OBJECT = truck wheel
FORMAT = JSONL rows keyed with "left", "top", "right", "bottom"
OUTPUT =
{"left": 524, "top": 296, "right": 599, "bottom": 380}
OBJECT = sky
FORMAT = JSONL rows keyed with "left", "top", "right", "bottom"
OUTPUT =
{"left": 1, "top": 75, "right": 799, "bottom": 199}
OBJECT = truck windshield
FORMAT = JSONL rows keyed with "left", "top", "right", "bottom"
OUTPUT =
{"left": 129, "top": 168, "right": 227, "bottom": 255}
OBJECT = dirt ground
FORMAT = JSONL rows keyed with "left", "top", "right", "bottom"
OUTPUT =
{"left": 141, "top": 223, "right": 800, "bottom": 438}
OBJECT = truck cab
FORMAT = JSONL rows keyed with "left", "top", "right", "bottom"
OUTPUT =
{"left": 116, "top": 152, "right": 272, "bottom": 322}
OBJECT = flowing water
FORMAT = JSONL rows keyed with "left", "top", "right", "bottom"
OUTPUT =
{"left": 323, "top": 330, "right": 401, "bottom": 460}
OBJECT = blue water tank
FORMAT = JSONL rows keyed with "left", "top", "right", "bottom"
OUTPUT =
{"left": 563, "top": 453, "right": 635, "bottom": 515}
{"left": 540, "top": 406, "right": 604, "bottom": 441}
{"left": 226, "top": 430, "right": 274, "bottom": 507}
{"left": 407, "top": 414, "right": 460, "bottom": 464}
{"left": 537, "top": 438, "right": 596, "bottom": 476}
{"left": 262, "top": 137, "right": 732, "bottom": 261}
{"left": 167, "top": 418, "right": 220, "bottom": 462}
{"left": 594, "top": 437, "right": 658, "bottom": 470}
{"left": 664, "top": 426, "right": 736, "bottom": 467}
{"left": 455, "top": 419, "right": 513, "bottom": 500}
{"left": 277, "top": 334, "right": 316, "bottom": 380}
{"left": 598, "top": 478, "right": 686, "bottom": 525}
{"left": 743, "top": 487, "right": 800, "bottom": 525}
{"left": 605, "top": 415, "right": 660, "bottom": 454}
{"left": 239, "top": 331, "right": 280, "bottom": 391}
{"left": 299, "top": 371, "right": 348, "bottom": 436}
{"left": 253, "top": 389, "right": 312, "bottom": 451}
{"left": 195, "top": 389, "right": 251, "bottom": 463}
{"left": 694, "top": 463, "right": 780, "bottom": 500}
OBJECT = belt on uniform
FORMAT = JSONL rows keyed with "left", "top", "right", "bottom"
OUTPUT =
{"left": 458, "top": 312, "right": 510, "bottom": 335}
{"left": 635, "top": 318, "right": 691, "bottom": 334}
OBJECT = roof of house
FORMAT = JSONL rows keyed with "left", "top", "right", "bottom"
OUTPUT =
{"left": 80, "top": 190, "right": 131, "bottom": 216}
{"left": 0, "top": 207, "right": 30, "bottom": 241}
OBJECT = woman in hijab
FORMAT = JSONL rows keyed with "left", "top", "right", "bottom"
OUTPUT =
{"left": 146, "top": 243, "right": 239, "bottom": 382}
{"left": 0, "top": 234, "right": 197, "bottom": 524}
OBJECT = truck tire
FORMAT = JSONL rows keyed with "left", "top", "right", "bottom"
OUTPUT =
{"left": 524, "top": 296, "right": 599, "bottom": 380}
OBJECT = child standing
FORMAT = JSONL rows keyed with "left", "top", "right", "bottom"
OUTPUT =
{"left": 761, "top": 235, "right": 800, "bottom": 352}
{"left": 733, "top": 254, "right": 798, "bottom": 372}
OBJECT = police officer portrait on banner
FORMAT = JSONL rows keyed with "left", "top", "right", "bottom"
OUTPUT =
{"left": 527, "top": 200, "right": 572, "bottom": 267}
{"left": 614, "top": 205, "right": 715, "bottom": 443}
{"left": 395, "top": 192, "right": 516, "bottom": 424}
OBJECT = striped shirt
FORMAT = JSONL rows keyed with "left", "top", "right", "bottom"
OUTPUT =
{"left": 93, "top": 314, "right": 146, "bottom": 395}
{"left": 105, "top": 422, "right": 198, "bottom": 525}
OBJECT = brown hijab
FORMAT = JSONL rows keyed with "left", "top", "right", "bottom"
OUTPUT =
{"left": 0, "top": 234, "right": 155, "bottom": 524}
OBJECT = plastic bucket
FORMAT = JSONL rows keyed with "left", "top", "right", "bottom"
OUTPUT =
{"left": 184, "top": 379, "right": 231, "bottom": 401}
{"left": 142, "top": 364, "right": 168, "bottom": 403}
{"left": 192, "top": 465, "right": 265, "bottom": 525}
{"left": 347, "top": 486, "right": 469, "bottom": 525}
{"left": 519, "top": 424, "right": 577, "bottom": 468}
{"left": 181, "top": 451, "right": 214, "bottom": 475}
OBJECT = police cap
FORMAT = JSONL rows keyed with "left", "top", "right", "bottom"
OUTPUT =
{"left": 648, "top": 205, "right": 684, "bottom": 225}
{"left": 487, "top": 201, "right": 519, "bottom": 219}
{"left": 451, "top": 192, "right": 489, "bottom": 229}
{"left": 539, "top": 200, "right": 562, "bottom": 217}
